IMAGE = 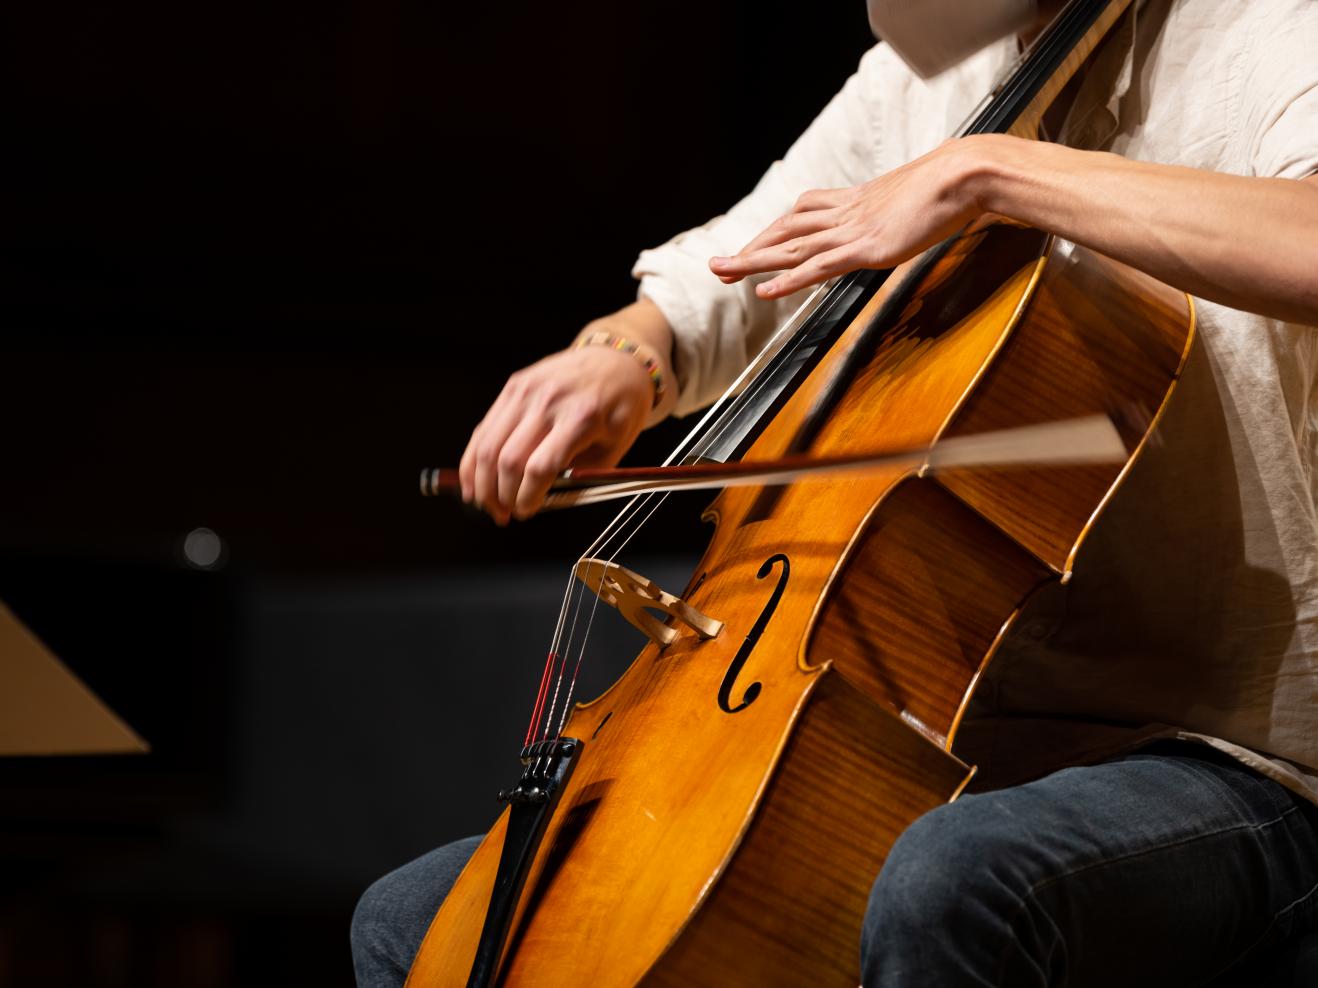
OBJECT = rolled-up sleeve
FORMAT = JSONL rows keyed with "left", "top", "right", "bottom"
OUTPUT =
{"left": 632, "top": 46, "right": 889, "bottom": 416}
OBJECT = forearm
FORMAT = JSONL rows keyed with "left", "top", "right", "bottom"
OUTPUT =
{"left": 972, "top": 135, "right": 1318, "bottom": 325}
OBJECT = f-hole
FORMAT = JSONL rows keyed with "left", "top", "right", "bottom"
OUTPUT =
{"left": 718, "top": 553, "right": 790, "bottom": 714}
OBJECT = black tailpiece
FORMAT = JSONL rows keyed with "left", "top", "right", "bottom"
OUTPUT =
{"left": 465, "top": 737, "right": 582, "bottom": 988}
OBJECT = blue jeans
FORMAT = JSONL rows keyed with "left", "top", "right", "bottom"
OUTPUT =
{"left": 351, "top": 743, "right": 1318, "bottom": 987}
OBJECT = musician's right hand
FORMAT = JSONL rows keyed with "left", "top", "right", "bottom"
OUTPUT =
{"left": 458, "top": 299, "right": 676, "bottom": 525}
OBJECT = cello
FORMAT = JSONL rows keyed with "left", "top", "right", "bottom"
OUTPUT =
{"left": 411, "top": 0, "right": 1193, "bottom": 983}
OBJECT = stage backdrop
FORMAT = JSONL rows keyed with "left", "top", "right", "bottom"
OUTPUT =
{"left": 0, "top": 2, "right": 874, "bottom": 985}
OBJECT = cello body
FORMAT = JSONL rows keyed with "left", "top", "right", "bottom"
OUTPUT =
{"left": 407, "top": 218, "right": 1194, "bottom": 987}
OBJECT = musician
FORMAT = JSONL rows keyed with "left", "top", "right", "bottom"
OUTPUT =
{"left": 353, "top": 1, "right": 1318, "bottom": 984}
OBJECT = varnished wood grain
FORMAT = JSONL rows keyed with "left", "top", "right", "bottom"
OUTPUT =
{"left": 406, "top": 222, "right": 1051, "bottom": 988}
{"left": 407, "top": 218, "right": 1192, "bottom": 988}
{"left": 808, "top": 477, "right": 1050, "bottom": 745}
{"left": 642, "top": 674, "right": 971, "bottom": 987}
{"left": 937, "top": 239, "right": 1193, "bottom": 574}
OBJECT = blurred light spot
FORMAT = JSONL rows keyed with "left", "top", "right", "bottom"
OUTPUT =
{"left": 183, "top": 527, "right": 225, "bottom": 570}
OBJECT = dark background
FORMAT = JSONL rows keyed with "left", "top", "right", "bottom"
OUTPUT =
{"left": 0, "top": 2, "right": 874, "bottom": 986}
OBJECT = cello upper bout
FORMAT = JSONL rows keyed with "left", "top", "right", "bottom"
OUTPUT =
{"left": 936, "top": 237, "right": 1195, "bottom": 575}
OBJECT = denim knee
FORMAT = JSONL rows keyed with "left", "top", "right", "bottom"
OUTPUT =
{"left": 351, "top": 836, "right": 483, "bottom": 988}
{"left": 860, "top": 797, "right": 1050, "bottom": 986}
{"left": 865, "top": 800, "right": 1000, "bottom": 936}
{"left": 351, "top": 871, "right": 399, "bottom": 972}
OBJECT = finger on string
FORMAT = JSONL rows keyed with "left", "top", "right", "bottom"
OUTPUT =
{"left": 496, "top": 411, "right": 558, "bottom": 518}
{"left": 514, "top": 412, "right": 601, "bottom": 519}
{"left": 758, "top": 245, "right": 863, "bottom": 299}
{"left": 711, "top": 208, "right": 843, "bottom": 278}
{"left": 710, "top": 210, "right": 843, "bottom": 283}
{"left": 712, "top": 227, "right": 853, "bottom": 283}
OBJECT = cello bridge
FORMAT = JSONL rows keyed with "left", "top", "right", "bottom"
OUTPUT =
{"left": 573, "top": 558, "right": 722, "bottom": 648}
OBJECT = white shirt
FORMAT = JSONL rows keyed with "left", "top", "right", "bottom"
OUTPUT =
{"left": 632, "top": 0, "right": 1318, "bottom": 802}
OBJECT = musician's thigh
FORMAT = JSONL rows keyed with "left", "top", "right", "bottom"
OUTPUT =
{"left": 862, "top": 743, "right": 1318, "bottom": 987}
{"left": 351, "top": 835, "right": 482, "bottom": 987}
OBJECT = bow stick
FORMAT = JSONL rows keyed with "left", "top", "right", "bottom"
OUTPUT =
{"left": 421, "top": 415, "right": 1127, "bottom": 510}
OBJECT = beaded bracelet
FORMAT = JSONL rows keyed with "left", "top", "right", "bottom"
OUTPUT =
{"left": 574, "top": 331, "right": 668, "bottom": 410}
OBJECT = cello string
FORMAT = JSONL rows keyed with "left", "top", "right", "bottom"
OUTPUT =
{"left": 537, "top": 494, "right": 657, "bottom": 739}
{"left": 540, "top": 491, "right": 665, "bottom": 740}
{"left": 540, "top": 491, "right": 671, "bottom": 741}
{"left": 659, "top": 281, "right": 840, "bottom": 469}
{"left": 554, "top": 490, "right": 672, "bottom": 740}
{"left": 523, "top": 570, "right": 578, "bottom": 745}
{"left": 527, "top": 570, "right": 582, "bottom": 743}
{"left": 551, "top": 572, "right": 607, "bottom": 741}
{"left": 534, "top": 488, "right": 659, "bottom": 740}
{"left": 539, "top": 574, "right": 591, "bottom": 740}
{"left": 523, "top": 650, "right": 557, "bottom": 747}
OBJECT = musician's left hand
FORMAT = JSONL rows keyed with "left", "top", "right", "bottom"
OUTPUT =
{"left": 713, "top": 134, "right": 1318, "bottom": 326}
{"left": 709, "top": 136, "right": 997, "bottom": 299}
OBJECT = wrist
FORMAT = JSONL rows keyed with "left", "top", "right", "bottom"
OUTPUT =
{"left": 577, "top": 300, "right": 678, "bottom": 424}
{"left": 962, "top": 134, "right": 1103, "bottom": 233}
{"left": 957, "top": 133, "right": 1030, "bottom": 217}
{"left": 573, "top": 329, "right": 669, "bottom": 412}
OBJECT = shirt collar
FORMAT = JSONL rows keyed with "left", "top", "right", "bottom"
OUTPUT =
{"left": 1059, "top": 1, "right": 1141, "bottom": 150}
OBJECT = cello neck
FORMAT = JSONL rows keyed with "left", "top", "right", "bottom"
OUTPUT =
{"left": 968, "top": 0, "right": 1134, "bottom": 140}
